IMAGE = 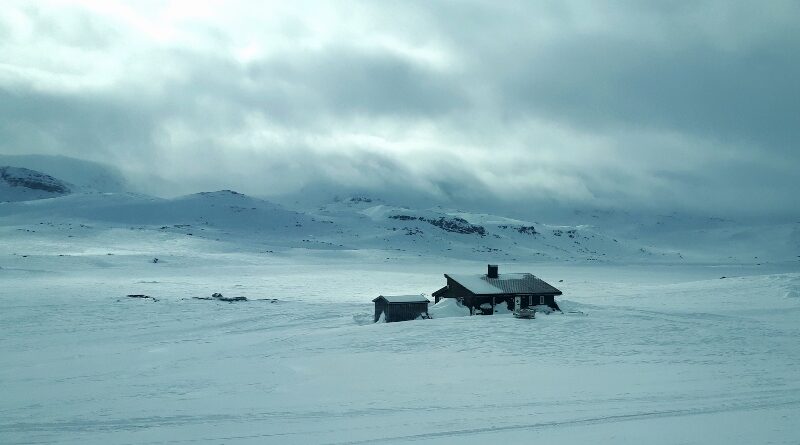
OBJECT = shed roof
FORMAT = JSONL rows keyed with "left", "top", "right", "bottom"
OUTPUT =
{"left": 373, "top": 295, "right": 430, "bottom": 303}
{"left": 446, "top": 273, "right": 562, "bottom": 295}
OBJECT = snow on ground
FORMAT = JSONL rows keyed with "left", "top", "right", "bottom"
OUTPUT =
{"left": 1, "top": 177, "right": 799, "bottom": 443}
{"left": 1, "top": 243, "right": 799, "bottom": 444}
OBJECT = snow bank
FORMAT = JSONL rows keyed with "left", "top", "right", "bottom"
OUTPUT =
{"left": 554, "top": 299, "right": 582, "bottom": 312}
{"left": 429, "top": 298, "right": 470, "bottom": 318}
{"left": 532, "top": 304, "right": 555, "bottom": 314}
{"left": 494, "top": 302, "right": 512, "bottom": 314}
{"left": 352, "top": 312, "right": 374, "bottom": 325}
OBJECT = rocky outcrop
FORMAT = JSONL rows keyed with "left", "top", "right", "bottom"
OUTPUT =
{"left": 389, "top": 214, "right": 486, "bottom": 236}
{"left": 0, "top": 166, "right": 71, "bottom": 194}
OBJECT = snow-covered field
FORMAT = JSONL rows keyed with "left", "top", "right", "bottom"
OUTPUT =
{"left": 1, "top": 159, "right": 799, "bottom": 443}
{"left": 2, "top": 245, "right": 799, "bottom": 444}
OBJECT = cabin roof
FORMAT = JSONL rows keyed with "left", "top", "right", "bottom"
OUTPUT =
{"left": 373, "top": 294, "right": 430, "bottom": 303}
{"left": 445, "top": 273, "right": 562, "bottom": 295}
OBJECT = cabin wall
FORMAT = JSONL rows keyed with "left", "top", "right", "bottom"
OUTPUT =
{"left": 385, "top": 302, "right": 429, "bottom": 323}
{"left": 455, "top": 294, "right": 560, "bottom": 314}
{"left": 506, "top": 295, "right": 551, "bottom": 309}
{"left": 374, "top": 300, "right": 388, "bottom": 322}
{"left": 533, "top": 295, "right": 558, "bottom": 310}
{"left": 511, "top": 295, "right": 558, "bottom": 309}
{"left": 507, "top": 295, "right": 559, "bottom": 310}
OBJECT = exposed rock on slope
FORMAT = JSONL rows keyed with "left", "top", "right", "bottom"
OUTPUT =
{"left": 0, "top": 154, "right": 128, "bottom": 192}
{"left": 389, "top": 214, "right": 487, "bottom": 236}
{"left": 0, "top": 166, "right": 72, "bottom": 201}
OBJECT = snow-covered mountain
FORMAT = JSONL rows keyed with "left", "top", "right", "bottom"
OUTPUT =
{"left": 294, "top": 195, "right": 799, "bottom": 264}
{"left": 0, "top": 189, "right": 338, "bottom": 256}
{"left": 2, "top": 183, "right": 797, "bottom": 264}
{"left": 302, "top": 197, "right": 638, "bottom": 262}
{"left": 0, "top": 154, "right": 128, "bottom": 193}
{"left": 0, "top": 166, "right": 72, "bottom": 202}
{"left": 0, "top": 155, "right": 796, "bottom": 264}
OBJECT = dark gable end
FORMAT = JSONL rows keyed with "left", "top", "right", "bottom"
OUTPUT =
{"left": 373, "top": 295, "right": 430, "bottom": 323}
{"left": 431, "top": 286, "right": 449, "bottom": 298}
{"left": 432, "top": 278, "right": 475, "bottom": 303}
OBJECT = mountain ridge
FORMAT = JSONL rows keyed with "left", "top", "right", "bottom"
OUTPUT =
{"left": 0, "top": 156, "right": 796, "bottom": 265}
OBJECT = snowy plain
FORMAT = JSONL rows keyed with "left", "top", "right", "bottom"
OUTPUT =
{"left": 3, "top": 246, "right": 799, "bottom": 443}
{"left": 1, "top": 167, "right": 799, "bottom": 443}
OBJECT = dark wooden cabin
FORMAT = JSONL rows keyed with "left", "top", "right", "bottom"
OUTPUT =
{"left": 432, "top": 264, "right": 562, "bottom": 315}
{"left": 373, "top": 295, "right": 430, "bottom": 323}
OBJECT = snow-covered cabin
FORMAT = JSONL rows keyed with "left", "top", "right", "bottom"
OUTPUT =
{"left": 432, "top": 264, "right": 562, "bottom": 315}
{"left": 373, "top": 295, "right": 430, "bottom": 323}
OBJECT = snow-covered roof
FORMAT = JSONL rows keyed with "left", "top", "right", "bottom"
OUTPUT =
{"left": 446, "top": 273, "right": 562, "bottom": 295}
{"left": 373, "top": 295, "right": 430, "bottom": 303}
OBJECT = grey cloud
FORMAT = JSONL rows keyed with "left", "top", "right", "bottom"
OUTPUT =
{"left": 504, "top": 37, "right": 800, "bottom": 152}
{"left": 0, "top": 1, "right": 798, "bottom": 220}
{"left": 0, "top": 88, "right": 155, "bottom": 159}
{"left": 142, "top": 45, "right": 466, "bottom": 130}
{"left": 247, "top": 47, "right": 466, "bottom": 117}
{"left": 0, "top": 40, "right": 465, "bottom": 156}
{"left": 415, "top": 1, "right": 800, "bottom": 151}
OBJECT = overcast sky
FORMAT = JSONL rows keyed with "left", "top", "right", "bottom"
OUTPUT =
{"left": 1, "top": 1, "right": 798, "bottom": 217}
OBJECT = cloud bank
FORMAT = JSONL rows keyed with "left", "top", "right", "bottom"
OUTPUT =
{"left": 1, "top": 1, "right": 798, "bottom": 218}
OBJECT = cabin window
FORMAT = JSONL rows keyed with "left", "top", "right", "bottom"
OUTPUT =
{"left": 539, "top": 296, "right": 545, "bottom": 305}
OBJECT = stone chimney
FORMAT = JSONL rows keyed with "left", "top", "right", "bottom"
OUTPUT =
{"left": 487, "top": 264, "right": 499, "bottom": 278}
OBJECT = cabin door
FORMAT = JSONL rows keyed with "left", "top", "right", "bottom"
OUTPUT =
{"left": 514, "top": 296, "right": 521, "bottom": 311}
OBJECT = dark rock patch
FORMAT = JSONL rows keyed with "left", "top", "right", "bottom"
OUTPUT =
{"left": 126, "top": 294, "right": 158, "bottom": 302}
{"left": 389, "top": 215, "right": 486, "bottom": 236}
{"left": 194, "top": 292, "right": 248, "bottom": 302}
{"left": 1, "top": 166, "right": 70, "bottom": 193}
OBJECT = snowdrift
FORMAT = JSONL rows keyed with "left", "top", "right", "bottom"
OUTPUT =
{"left": 429, "top": 298, "right": 471, "bottom": 318}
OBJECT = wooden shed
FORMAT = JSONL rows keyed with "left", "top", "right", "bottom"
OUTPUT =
{"left": 373, "top": 295, "right": 430, "bottom": 323}
{"left": 432, "top": 264, "right": 562, "bottom": 315}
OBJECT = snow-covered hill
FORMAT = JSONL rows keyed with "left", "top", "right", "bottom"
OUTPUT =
{"left": 296, "top": 196, "right": 799, "bottom": 264}
{"left": 324, "top": 199, "right": 639, "bottom": 261}
{"left": 0, "top": 155, "right": 795, "bottom": 264}
{"left": 2, "top": 185, "right": 797, "bottom": 264}
{"left": 0, "top": 166, "right": 72, "bottom": 202}
{"left": 0, "top": 154, "right": 128, "bottom": 192}
{"left": 0, "top": 189, "right": 339, "bottom": 258}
